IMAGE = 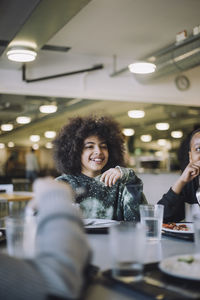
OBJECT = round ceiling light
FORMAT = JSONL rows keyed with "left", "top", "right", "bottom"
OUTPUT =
{"left": 1, "top": 124, "right": 13, "bottom": 131}
{"left": 30, "top": 135, "right": 40, "bottom": 142}
{"left": 140, "top": 135, "right": 152, "bottom": 142}
{"left": 128, "top": 62, "right": 156, "bottom": 74}
{"left": 157, "top": 139, "right": 167, "bottom": 146}
{"left": 8, "top": 141, "right": 15, "bottom": 148}
{"left": 32, "top": 144, "right": 39, "bottom": 150}
{"left": 45, "top": 142, "right": 53, "bottom": 149}
{"left": 155, "top": 123, "right": 169, "bottom": 131}
{"left": 44, "top": 131, "right": 56, "bottom": 138}
{"left": 7, "top": 47, "right": 37, "bottom": 62}
{"left": 122, "top": 128, "right": 135, "bottom": 136}
{"left": 16, "top": 116, "right": 31, "bottom": 124}
{"left": 128, "top": 110, "right": 145, "bottom": 118}
{"left": 171, "top": 131, "right": 183, "bottom": 138}
{"left": 39, "top": 104, "right": 57, "bottom": 114}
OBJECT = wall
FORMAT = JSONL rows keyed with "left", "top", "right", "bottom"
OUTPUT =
{"left": 138, "top": 172, "right": 180, "bottom": 204}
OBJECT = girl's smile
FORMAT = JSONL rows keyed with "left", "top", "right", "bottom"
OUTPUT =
{"left": 81, "top": 136, "right": 109, "bottom": 177}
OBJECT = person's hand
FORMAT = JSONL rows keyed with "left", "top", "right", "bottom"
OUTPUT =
{"left": 172, "top": 160, "right": 200, "bottom": 194}
{"left": 180, "top": 161, "right": 200, "bottom": 183}
{"left": 100, "top": 168, "right": 121, "bottom": 187}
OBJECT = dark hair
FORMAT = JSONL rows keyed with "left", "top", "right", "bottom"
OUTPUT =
{"left": 189, "top": 128, "right": 200, "bottom": 150}
{"left": 53, "top": 115, "right": 126, "bottom": 175}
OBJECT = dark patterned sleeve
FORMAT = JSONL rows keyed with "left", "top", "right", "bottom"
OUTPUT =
{"left": 119, "top": 168, "right": 147, "bottom": 221}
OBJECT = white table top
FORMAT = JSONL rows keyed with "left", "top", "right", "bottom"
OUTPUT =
{"left": 85, "top": 233, "right": 197, "bottom": 300}
{"left": 87, "top": 233, "right": 196, "bottom": 271}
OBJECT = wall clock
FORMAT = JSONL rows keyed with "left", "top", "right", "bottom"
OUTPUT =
{"left": 175, "top": 75, "right": 190, "bottom": 91}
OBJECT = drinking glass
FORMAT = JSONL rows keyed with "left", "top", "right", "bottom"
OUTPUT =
{"left": 5, "top": 216, "right": 36, "bottom": 258}
{"left": 139, "top": 204, "right": 164, "bottom": 242}
{"left": 109, "top": 222, "right": 146, "bottom": 281}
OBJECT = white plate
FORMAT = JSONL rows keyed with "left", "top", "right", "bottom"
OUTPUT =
{"left": 162, "top": 223, "right": 194, "bottom": 234}
{"left": 159, "top": 254, "right": 200, "bottom": 281}
{"left": 83, "top": 218, "right": 118, "bottom": 228}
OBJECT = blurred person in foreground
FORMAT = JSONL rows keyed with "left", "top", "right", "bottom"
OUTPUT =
{"left": 0, "top": 178, "right": 90, "bottom": 300}
{"left": 158, "top": 128, "right": 200, "bottom": 222}
{"left": 53, "top": 115, "right": 147, "bottom": 221}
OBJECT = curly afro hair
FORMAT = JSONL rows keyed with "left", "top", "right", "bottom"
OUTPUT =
{"left": 53, "top": 115, "right": 126, "bottom": 175}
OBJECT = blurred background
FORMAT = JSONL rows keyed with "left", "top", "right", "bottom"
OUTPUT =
{"left": 0, "top": 0, "right": 200, "bottom": 200}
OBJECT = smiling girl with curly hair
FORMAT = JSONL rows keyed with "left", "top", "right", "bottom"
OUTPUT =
{"left": 53, "top": 115, "right": 146, "bottom": 221}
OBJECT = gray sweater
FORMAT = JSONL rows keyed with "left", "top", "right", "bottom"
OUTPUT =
{"left": 0, "top": 183, "right": 90, "bottom": 300}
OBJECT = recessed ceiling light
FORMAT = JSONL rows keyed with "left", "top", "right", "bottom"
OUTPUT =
{"left": 44, "top": 131, "right": 56, "bottom": 138}
{"left": 128, "top": 110, "right": 145, "bottom": 118}
{"left": 128, "top": 62, "right": 156, "bottom": 74}
{"left": 16, "top": 116, "right": 31, "bottom": 124}
{"left": 157, "top": 139, "right": 167, "bottom": 146}
{"left": 8, "top": 141, "right": 15, "bottom": 148}
{"left": 39, "top": 104, "right": 57, "bottom": 113}
{"left": 7, "top": 46, "right": 37, "bottom": 62}
{"left": 140, "top": 135, "right": 152, "bottom": 142}
{"left": 122, "top": 128, "right": 135, "bottom": 136}
{"left": 45, "top": 142, "right": 53, "bottom": 149}
{"left": 155, "top": 123, "right": 169, "bottom": 130}
{"left": 171, "top": 131, "right": 183, "bottom": 138}
{"left": 30, "top": 135, "right": 40, "bottom": 142}
{"left": 32, "top": 143, "right": 39, "bottom": 150}
{"left": 1, "top": 124, "right": 13, "bottom": 131}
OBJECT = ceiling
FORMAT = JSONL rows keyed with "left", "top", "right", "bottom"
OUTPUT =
{"left": 1, "top": 0, "right": 200, "bottom": 152}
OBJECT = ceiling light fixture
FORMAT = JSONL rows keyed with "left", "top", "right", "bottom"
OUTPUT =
{"left": 155, "top": 123, "right": 169, "bottom": 130}
{"left": 16, "top": 116, "right": 31, "bottom": 124}
{"left": 128, "top": 62, "right": 156, "bottom": 74}
{"left": 157, "top": 139, "right": 167, "bottom": 146}
{"left": 122, "top": 128, "right": 135, "bottom": 136}
{"left": 1, "top": 124, "right": 13, "bottom": 131}
{"left": 7, "top": 46, "right": 37, "bottom": 62}
{"left": 32, "top": 144, "right": 39, "bottom": 150}
{"left": 128, "top": 110, "right": 145, "bottom": 118}
{"left": 140, "top": 135, "right": 152, "bottom": 142}
{"left": 39, "top": 104, "right": 57, "bottom": 114}
{"left": 44, "top": 131, "right": 56, "bottom": 138}
{"left": 171, "top": 131, "right": 183, "bottom": 138}
{"left": 8, "top": 142, "right": 15, "bottom": 148}
{"left": 45, "top": 142, "right": 53, "bottom": 149}
{"left": 30, "top": 135, "right": 40, "bottom": 142}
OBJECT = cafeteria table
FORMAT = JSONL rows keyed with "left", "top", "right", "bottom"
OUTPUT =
{"left": 85, "top": 233, "right": 199, "bottom": 300}
{"left": 0, "top": 192, "right": 33, "bottom": 217}
{"left": 0, "top": 223, "right": 198, "bottom": 299}
{"left": 0, "top": 192, "right": 33, "bottom": 202}
{"left": 87, "top": 233, "right": 196, "bottom": 270}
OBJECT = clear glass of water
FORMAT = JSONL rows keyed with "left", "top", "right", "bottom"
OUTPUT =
{"left": 139, "top": 204, "right": 164, "bottom": 242}
{"left": 5, "top": 215, "right": 36, "bottom": 258}
{"left": 109, "top": 222, "right": 146, "bottom": 281}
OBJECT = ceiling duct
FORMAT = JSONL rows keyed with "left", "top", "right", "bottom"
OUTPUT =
{"left": 134, "top": 34, "right": 200, "bottom": 82}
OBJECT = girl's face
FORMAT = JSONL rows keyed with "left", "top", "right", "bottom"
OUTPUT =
{"left": 189, "top": 132, "right": 200, "bottom": 163}
{"left": 81, "top": 135, "right": 109, "bottom": 177}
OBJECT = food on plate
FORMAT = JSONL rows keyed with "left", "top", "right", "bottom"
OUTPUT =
{"left": 178, "top": 256, "right": 194, "bottom": 264}
{"left": 162, "top": 223, "right": 189, "bottom": 231}
{"left": 159, "top": 254, "right": 200, "bottom": 280}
